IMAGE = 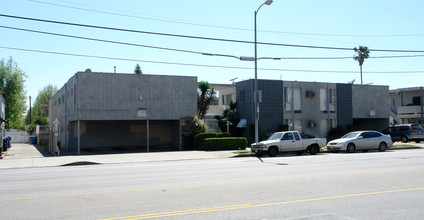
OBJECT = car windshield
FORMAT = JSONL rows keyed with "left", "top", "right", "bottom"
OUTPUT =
{"left": 342, "top": 132, "right": 360, "bottom": 139}
{"left": 412, "top": 125, "right": 424, "bottom": 130}
{"left": 267, "top": 133, "right": 283, "bottom": 140}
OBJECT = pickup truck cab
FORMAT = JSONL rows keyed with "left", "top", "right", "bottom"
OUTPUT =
{"left": 251, "top": 131, "right": 327, "bottom": 157}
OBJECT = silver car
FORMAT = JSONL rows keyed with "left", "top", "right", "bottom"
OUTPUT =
{"left": 327, "top": 131, "right": 393, "bottom": 153}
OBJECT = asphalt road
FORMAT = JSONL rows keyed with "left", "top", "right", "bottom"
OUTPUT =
{"left": 1, "top": 149, "right": 423, "bottom": 220}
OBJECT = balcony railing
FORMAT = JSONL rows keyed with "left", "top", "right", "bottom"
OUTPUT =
{"left": 397, "top": 106, "right": 423, "bottom": 118}
{"left": 206, "top": 105, "right": 229, "bottom": 116}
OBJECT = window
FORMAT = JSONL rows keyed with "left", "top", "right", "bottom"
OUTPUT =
{"left": 294, "top": 132, "right": 300, "bottom": 140}
{"left": 284, "top": 87, "right": 301, "bottom": 113}
{"left": 222, "top": 94, "right": 232, "bottom": 105}
{"left": 413, "top": 96, "right": 421, "bottom": 105}
{"left": 392, "top": 99, "right": 395, "bottom": 106}
{"left": 285, "top": 119, "right": 302, "bottom": 132}
{"left": 283, "top": 132, "right": 293, "bottom": 140}
{"left": 240, "top": 91, "right": 246, "bottom": 101}
{"left": 320, "top": 88, "right": 336, "bottom": 113}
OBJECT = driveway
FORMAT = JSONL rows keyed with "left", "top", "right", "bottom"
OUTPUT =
{"left": 2, "top": 143, "right": 50, "bottom": 159}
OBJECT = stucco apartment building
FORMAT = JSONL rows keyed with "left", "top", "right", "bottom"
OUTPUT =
{"left": 236, "top": 79, "right": 390, "bottom": 142}
{"left": 49, "top": 70, "right": 197, "bottom": 153}
{"left": 389, "top": 87, "right": 424, "bottom": 125}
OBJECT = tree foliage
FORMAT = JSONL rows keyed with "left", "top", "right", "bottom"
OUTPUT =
{"left": 197, "top": 81, "right": 216, "bottom": 119}
{"left": 353, "top": 46, "right": 370, "bottom": 84}
{"left": 134, "top": 63, "right": 142, "bottom": 74}
{"left": 0, "top": 57, "right": 27, "bottom": 128}
{"left": 215, "top": 101, "right": 238, "bottom": 132}
{"left": 26, "top": 84, "right": 58, "bottom": 126}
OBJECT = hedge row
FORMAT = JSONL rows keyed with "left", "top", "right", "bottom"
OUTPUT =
{"left": 203, "top": 137, "right": 247, "bottom": 151}
{"left": 195, "top": 132, "right": 230, "bottom": 149}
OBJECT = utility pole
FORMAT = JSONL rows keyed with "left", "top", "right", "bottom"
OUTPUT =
{"left": 29, "top": 96, "right": 31, "bottom": 124}
{"left": 421, "top": 86, "right": 423, "bottom": 126}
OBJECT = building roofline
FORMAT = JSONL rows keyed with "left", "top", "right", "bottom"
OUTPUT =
{"left": 390, "top": 86, "right": 423, "bottom": 93}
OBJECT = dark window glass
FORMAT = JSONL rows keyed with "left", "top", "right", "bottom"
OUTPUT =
{"left": 240, "top": 91, "right": 246, "bottom": 101}
{"left": 294, "top": 132, "right": 300, "bottom": 140}
{"left": 412, "top": 125, "right": 424, "bottom": 130}
{"left": 283, "top": 133, "right": 293, "bottom": 140}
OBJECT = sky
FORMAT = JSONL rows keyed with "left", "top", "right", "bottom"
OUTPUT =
{"left": 1, "top": 0, "right": 423, "bottom": 108}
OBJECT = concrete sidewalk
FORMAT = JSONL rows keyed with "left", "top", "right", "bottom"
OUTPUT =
{"left": 0, "top": 144, "right": 238, "bottom": 169}
{"left": 1, "top": 143, "right": 422, "bottom": 170}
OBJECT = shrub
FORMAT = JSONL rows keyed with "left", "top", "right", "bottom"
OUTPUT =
{"left": 204, "top": 137, "right": 247, "bottom": 151}
{"left": 195, "top": 132, "right": 230, "bottom": 149}
{"left": 326, "top": 126, "right": 348, "bottom": 142}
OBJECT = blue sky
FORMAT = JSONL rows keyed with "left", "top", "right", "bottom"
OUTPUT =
{"left": 1, "top": 0, "right": 423, "bottom": 105}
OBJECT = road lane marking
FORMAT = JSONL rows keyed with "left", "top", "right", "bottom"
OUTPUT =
{"left": 97, "top": 204, "right": 254, "bottom": 220}
{"left": 57, "top": 192, "right": 105, "bottom": 197}
{"left": 98, "top": 187, "right": 424, "bottom": 220}
{"left": 0, "top": 197, "right": 38, "bottom": 202}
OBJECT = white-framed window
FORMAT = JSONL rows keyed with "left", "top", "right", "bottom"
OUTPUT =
{"left": 320, "top": 88, "right": 336, "bottom": 113}
{"left": 285, "top": 119, "right": 303, "bottom": 133}
{"left": 284, "top": 87, "right": 301, "bottom": 113}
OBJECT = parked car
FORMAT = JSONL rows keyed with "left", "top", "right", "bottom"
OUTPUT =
{"left": 382, "top": 124, "right": 424, "bottom": 143}
{"left": 326, "top": 131, "right": 393, "bottom": 153}
{"left": 251, "top": 131, "right": 327, "bottom": 157}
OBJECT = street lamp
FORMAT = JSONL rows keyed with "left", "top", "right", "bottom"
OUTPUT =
{"left": 254, "top": 0, "right": 273, "bottom": 143}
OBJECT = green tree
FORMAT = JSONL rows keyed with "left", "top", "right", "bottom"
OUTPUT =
{"left": 134, "top": 63, "right": 142, "bottom": 74}
{"left": 26, "top": 84, "right": 58, "bottom": 126}
{"left": 353, "top": 46, "right": 370, "bottom": 85}
{"left": 0, "top": 57, "right": 27, "bottom": 128}
{"left": 197, "top": 81, "right": 216, "bottom": 119}
{"left": 215, "top": 101, "right": 238, "bottom": 133}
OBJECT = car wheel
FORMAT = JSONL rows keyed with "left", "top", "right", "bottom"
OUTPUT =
{"left": 346, "top": 143, "right": 355, "bottom": 153}
{"left": 309, "top": 145, "right": 319, "bottom": 155}
{"left": 401, "top": 136, "right": 408, "bottom": 143}
{"left": 378, "top": 142, "right": 387, "bottom": 152}
{"left": 268, "top": 147, "right": 278, "bottom": 157}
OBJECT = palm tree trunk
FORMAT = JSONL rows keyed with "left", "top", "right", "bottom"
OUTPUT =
{"left": 360, "top": 65, "right": 363, "bottom": 85}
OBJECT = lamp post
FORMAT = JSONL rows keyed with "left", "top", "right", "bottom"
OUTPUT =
{"left": 254, "top": 0, "right": 273, "bottom": 143}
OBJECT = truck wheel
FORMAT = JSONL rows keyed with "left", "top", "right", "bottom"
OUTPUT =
{"left": 309, "top": 145, "right": 319, "bottom": 155}
{"left": 268, "top": 147, "right": 278, "bottom": 157}
{"left": 347, "top": 143, "right": 355, "bottom": 153}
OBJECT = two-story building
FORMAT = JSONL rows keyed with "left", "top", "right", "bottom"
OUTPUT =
{"left": 236, "top": 79, "right": 390, "bottom": 142}
{"left": 49, "top": 70, "right": 197, "bottom": 153}
{"left": 204, "top": 83, "right": 236, "bottom": 132}
{"left": 390, "top": 87, "right": 424, "bottom": 125}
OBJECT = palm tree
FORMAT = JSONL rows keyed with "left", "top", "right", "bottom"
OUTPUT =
{"left": 197, "top": 81, "right": 216, "bottom": 119}
{"left": 353, "top": 46, "right": 370, "bottom": 85}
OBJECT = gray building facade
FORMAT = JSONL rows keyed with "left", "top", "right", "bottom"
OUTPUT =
{"left": 236, "top": 79, "right": 389, "bottom": 142}
{"left": 49, "top": 71, "right": 197, "bottom": 153}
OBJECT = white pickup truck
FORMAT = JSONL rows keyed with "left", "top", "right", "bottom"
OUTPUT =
{"left": 251, "top": 131, "right": 327, "bottom": 157}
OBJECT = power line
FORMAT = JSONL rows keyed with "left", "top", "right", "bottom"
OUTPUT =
{"left": 1, "top": 14, "right": 424, "bottom": 53}
{"left": 2, "top": 25, "right": 424, "bottom": 61}
{"left": 0, "top": 25, "right": 203, "bottom": 55}
{"left": 29, "top": 0, "right": 424, "bottom": 38}
{"left": 2, "top": 46, "right": 423, "bottom": 74}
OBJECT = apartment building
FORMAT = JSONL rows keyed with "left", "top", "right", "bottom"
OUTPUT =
{"left": 49, "top": 70, "right": 197, "bottom": 153}
{"left": 236, "top": 79, "right": 389, "bottom": 142}
{"left": 390, "top": 87, "right": 424, "bottom": 125}
{"left": 204, "top": 83, "right": 236, "bottom": 132}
